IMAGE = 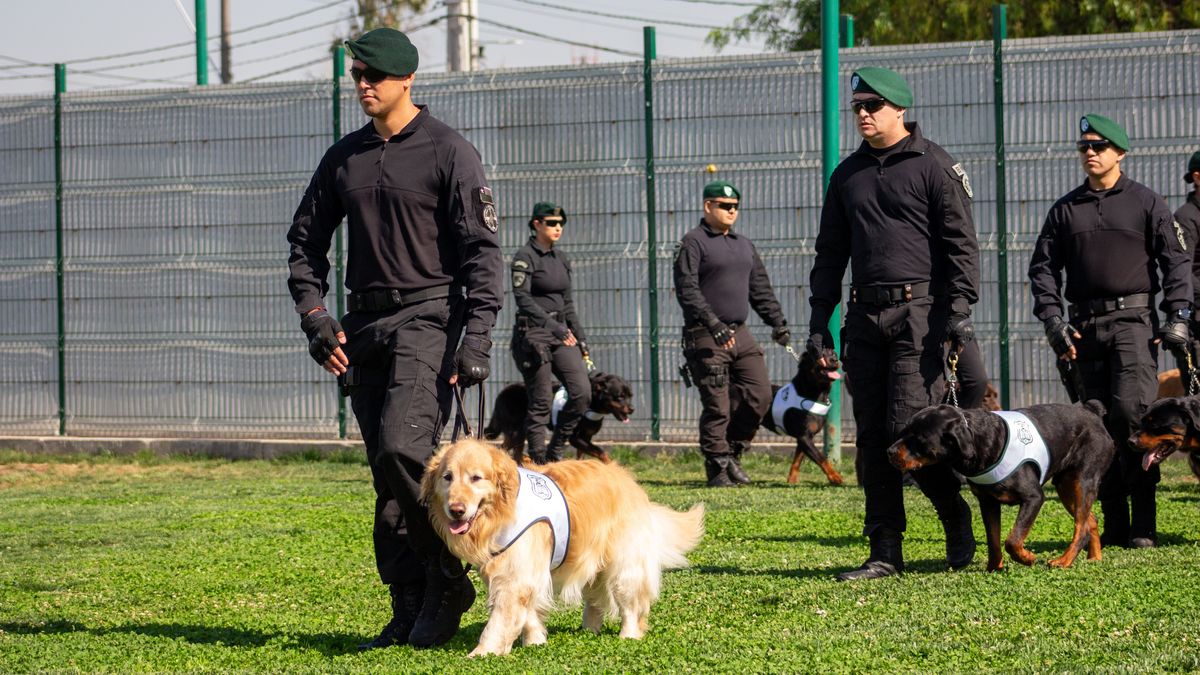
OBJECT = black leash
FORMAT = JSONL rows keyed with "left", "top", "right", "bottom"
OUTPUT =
{"left": 450, "top": 381, "right": 487, "bottom": 442}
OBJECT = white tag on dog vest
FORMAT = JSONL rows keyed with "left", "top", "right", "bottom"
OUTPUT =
{"left": 966, "top": 411, "right": 1051, "bottom": 486}
{"left": 493, "top": 467, "right": 571, "bottom": 569}
{"left": 770, "top": 383, "right": 830, "bottom": 433}
{"left": 551, "top": 388, "right": 602, "bottom": 427}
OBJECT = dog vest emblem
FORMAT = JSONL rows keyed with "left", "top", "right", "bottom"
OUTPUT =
{"left": 966, "top": 411, "right": 1051, "bottom": 485}
{"left": 493, "top": 467, "right": 571, "bottom": 568}
{"left": 770, "top": 383, "right": 830, "bottom": 432}
{"left": 550, "top": 388, "right": 603, "bottom": 428}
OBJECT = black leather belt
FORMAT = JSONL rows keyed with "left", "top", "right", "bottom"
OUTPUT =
{"left": 347, "top": 284, "right": 460, "bottom": 313}
{"left": 850, "top": 282, "right": 932, "bottom": 306}
{"left": 516, "top": 310, "right": 562, "bottom": 329}
{"left": 1068, "top": 293, "right": 1150, "bottom": 320}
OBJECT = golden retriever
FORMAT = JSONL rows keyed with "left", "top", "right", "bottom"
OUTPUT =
{"left": 420, "top": 439, "right": 704, "bottom": 656}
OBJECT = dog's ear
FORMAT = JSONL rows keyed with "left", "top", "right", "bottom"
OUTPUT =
{"left": 419, "top": 445, "right": 448, "bottom": 506}
{"left": 491, "top": 442, "right": 520, "bottom": 504}
{"left": 592, "top": 373, "right": 610, "bottom": 397}
{"left": 940, "top": 408, "right": 975, "bottom": 462}
{"left": 1181, "top": 397, "right": 1200, "bottom": 435}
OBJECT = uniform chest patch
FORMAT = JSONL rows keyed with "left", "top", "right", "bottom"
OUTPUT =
{"left": 951, "top": 163, "right": 973, "bottom": 199}
{"left": 478, "top": 187, "right": 498, "bottom": 233}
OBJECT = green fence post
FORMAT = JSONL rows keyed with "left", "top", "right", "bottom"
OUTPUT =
{"left": 195, "top": 0, "right": 208, "bottom": 85}
{"left": 642, "top": 26, "right": 660, "bottom": 442}
{"left": 54, "top": 64, "right": 66, "bottom": 436}
{"left": 822, "top": 0, "right": 842, "bottom": 460}
{"left": 993, "top": 4, "right": 1010, "bottom": 408}
{"left": 333, "top": 46, "right": 347, "bottom": 439}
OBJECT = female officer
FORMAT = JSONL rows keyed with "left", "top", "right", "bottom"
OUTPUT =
{"left": 510, "top": 202, "right": 591, "bottom": 463}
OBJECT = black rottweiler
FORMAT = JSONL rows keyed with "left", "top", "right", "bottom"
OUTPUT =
{"left": 483, "top": 371, "right": 634, "bottom": 463}
{"left": 759, "top": 346, "right": 845, "bottom": 485}
{"left": 888, "top": 401, "right": 1114, "bottom": 571}
{"left": 1131, "top": 395, "right": 1200, "bottom": 480}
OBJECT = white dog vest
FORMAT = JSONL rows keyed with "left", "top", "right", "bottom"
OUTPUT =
{"left": 966, "top": 411, "right": 1051, "bottom": 486}
{"left": 550, "top": 388, "right": 603, "bottom": 428}
{"left": 770, "top": 383, "right": 830, "bottom": 432}
{"left": 493, "top": 467, "right": 571, "bottom": 569}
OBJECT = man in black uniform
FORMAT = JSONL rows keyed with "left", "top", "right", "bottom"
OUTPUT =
{"left": 674, "top": 181, "right": 791, "bottom": 487}
{"left": 286, "top": 28, "right": 502, "bottom": 649}
{"left": 1029, "top": 115, "right": 1191, "bottom": 549}
{"left": 808, "top": 68, "right": 980, "bottom": 580}
{"left": 510, "top": 201, "right": 591, "bottom": 463}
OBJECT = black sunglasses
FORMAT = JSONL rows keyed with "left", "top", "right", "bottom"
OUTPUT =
{"left": 1076, "top": 139, "right": 1113, "bottom": 154}
{"left": 708, "top": 201, "right": 739, "bottom": 212}
{"left": 350, "top": 66, "right": 391, "bottom": 85}
{"left": 851, "top": 98, "right": 888, "bottom": 114}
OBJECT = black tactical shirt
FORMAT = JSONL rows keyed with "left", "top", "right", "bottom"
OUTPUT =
{"left": 809, "top": 122, "right": 980, "bottom": 327}
{"left": 1029, "top": 174, "right": 1192, "bottom": 321}
{"left": 510, "top": 237, "right": 585, "bottom": 341}
{"left": 673, "top": 220, "right": 785, "bottom": 330}
{"left": 287, "top": 106, "right": 502, "bottom": 337}
{"left": 1175, "top": 190, "right": 1200, "bottom": 309}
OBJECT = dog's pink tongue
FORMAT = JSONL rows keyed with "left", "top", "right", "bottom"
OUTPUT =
{"left": 827, "top": 371, "right": 842, "bottom": 381}
{"left": 1142, "top": 452, "right": 1157, "bottom": 472}
{"left": 449, "top": 519, "right": 471, "bottom": 535}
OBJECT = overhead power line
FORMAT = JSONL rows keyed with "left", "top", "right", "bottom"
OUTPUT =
{"left": 508, "top": 0, "right": 723, "bottom": 30}
{"left": 471, "top": 16, "right": 641, "bottom": 57}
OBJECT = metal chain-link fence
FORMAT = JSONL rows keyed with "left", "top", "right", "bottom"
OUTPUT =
{"left": 2, "top": 31, "right": 1198, "bottom": 440}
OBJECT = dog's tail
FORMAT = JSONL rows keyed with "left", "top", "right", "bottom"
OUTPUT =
{"left": 645, "top": 502, "right": 705, "bottom": 570}
{"left": 1082, "top": 399, "right": 1107, "bottom": 418}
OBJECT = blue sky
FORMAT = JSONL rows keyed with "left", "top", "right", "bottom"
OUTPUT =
{"left": 0, "top": 0, "right": 768, "bottom": 95}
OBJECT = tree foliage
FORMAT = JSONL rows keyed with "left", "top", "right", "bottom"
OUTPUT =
{"left": 707, "top": 0, "right": 1200, "bottom": 51}
{"left": 344, "top": 0, "right": 431, "bottom": 37}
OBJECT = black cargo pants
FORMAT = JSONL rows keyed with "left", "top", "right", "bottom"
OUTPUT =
{"left": 1072, "top": 307, "right": 1160, "bottom": 539}
{"left": 339, "top": 296, "right": 463, "bottom": 585}
{"left": 685, "top": 323, "right": 772, "bottom": 458}
{"left": 510, "top": 324, "right": 590, "bottom": 457}
{"left": 842, "top": 295, "right": 964, "bottom": 536}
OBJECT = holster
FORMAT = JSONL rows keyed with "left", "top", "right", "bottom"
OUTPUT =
{"left": 511, "top": 328, "right": 551, "bottom": 373}
{"left": 336, "top": 365, "right": 388, "bottom": 397}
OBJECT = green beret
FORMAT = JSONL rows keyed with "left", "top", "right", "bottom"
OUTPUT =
{"left": 851, "top": 67, "right": 913, "bottom": 109}
{"left": 1185, "top": 150, "right": 1200, "bottom": 184}
{"left": 1080, "top": 114, "right": 1130, "bottom": 152}
{"left": 703, "top": 181, "right": 740, "bottom": 200}
{"left": 531, "top": 201, "right": 567, "bottom": 222}
{"left": 345, "top": 28, "right": 419, "bottom": 76}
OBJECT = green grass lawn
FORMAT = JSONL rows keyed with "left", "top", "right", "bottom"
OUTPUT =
{"left": 1, "top": 447, "right": 1199, "bottom": 673}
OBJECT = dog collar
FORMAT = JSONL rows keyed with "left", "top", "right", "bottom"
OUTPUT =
{"left": 771, "top": 383, "right": 829, "bottom": 432}
{"left": 493, "top": 467, "right": 571, "bottom": 569}
{"left": 966, "top": 411, "right": 1051, "bottom": 486}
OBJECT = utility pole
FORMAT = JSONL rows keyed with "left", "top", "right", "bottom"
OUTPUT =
{"left": 220, "top": 0, "right": 232, "bottom": 84}
{"left": 468, "top": 0, "right": 480, "bottom": 70}
{"left": 446, "top": 0, "right": 472, "bottom": 72}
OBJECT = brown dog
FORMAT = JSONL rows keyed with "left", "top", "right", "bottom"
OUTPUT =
{"left": 420, "top": 439, "right": 704, "bottom": 656}
{"left": 888, "top": 402, "right": 1114, "bottom": 571}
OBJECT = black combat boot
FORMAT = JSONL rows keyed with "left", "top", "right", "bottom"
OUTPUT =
{"left": 704, "top": 456, "right": 738, "bottom": 488}
{"left": 937, "top": 495, "right": 977, "bottom": 570}
{"left": 1129, "top": 487, "right": 1158, "bottom": 548}
{"left": 408, "top": 555, "right": 477, "bottom": 649}
{"left": 1099, "top": 497, "right": 1131, "bottom": 548}
{"left": 836, "top": 528, "right": 904, "bottom": 581}
{"left": 358, "top": 580, "right": 425, "bottom": 650}
{"left": 526, "top": 439, "right": 549, "bottom": 465}
{"left": 545, "top": 431, "right": 567, "bottom": 463}
{"left": 726, "top": 441, "right": 752, "bottom": 485}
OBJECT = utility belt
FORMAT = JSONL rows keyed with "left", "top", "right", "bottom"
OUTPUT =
{"left": 849, "top": 281, "right": 937, "bottom": 306}
{"left": 346, "top": 284, "right": 461, "bottom": 313}
{"left": 515, "top": 311, "right": 562, "bottom": 331}
{"left": 1067, "top": 293, "right": 1150, "bottom": 321}
{"left": 336, "top": 365, "right": 388, "bottom": 397}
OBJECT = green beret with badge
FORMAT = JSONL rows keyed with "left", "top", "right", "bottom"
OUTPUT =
{"left": 851, "top": 67, "right": 913, "bottom": 109}
{"left": 1079, "top": 114, "right": 1130, "bottom": 152}
{"left": 344, "top": 28, "right": 419, "bottom": 76}
{"left": 703, "top": 181, "right": 740, "bottom": 201}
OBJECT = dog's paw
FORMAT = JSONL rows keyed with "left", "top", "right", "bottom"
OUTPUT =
{"left": 469, "top": 644, "right": 512, "bottom": 658}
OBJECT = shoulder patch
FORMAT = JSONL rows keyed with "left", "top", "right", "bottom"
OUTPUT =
{"left": 672, "top": 241, "right": 683, "bottom": 263}
{"left": 1175, "top": 220, "right": 1189, "bottom": 252}
{"left": 950, "top": 163, "right": 973, "bottom": 199}
{"left": 478, "top": 187, "right": 498, "bottom": 233}
{"left": 512, "top": 269, "right": 528, "bottom": 288}
{"left": 512, "top": 259, "right": 529, "bottom": 270}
